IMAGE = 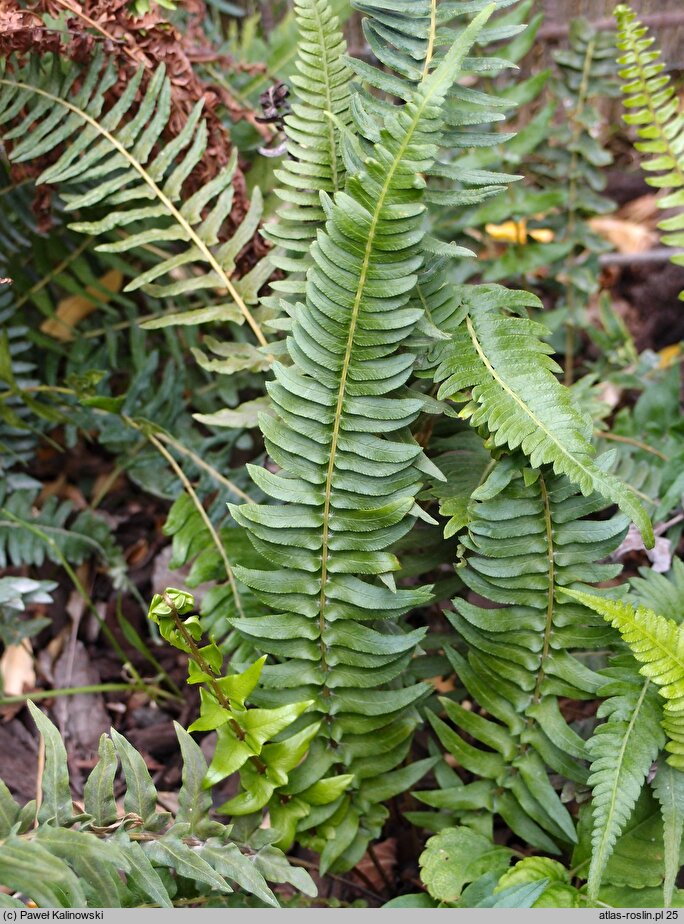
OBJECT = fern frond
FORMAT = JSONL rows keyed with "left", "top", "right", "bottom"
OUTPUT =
{"left": 420, "top": 463, "right": 627, "bottom": 851}
{"left": 0, "top": 703, "right": 316, "bottom": 908}
{"left": 231, "top": 9, "right": 496, "bottom": 873}
{"left": 0, "top": 474, "right": 125, "bottom": 577}
{"left": 653, "top": 763, "right": 684, "bottom": 908}
{"left": 584, "top": 658, "right": 665, "bottom": 900}
{"left": 265, "top": 0, "right": 353, "bottom": 299}
{"left": 0, "top": 576, "right": 55, "bottom": 647}
{"left": 0, "top": 294, "right": 50, "bottom": 471}
{"left": 348, "top": 0, "right": 522, "bottom": 208}
{"left": 614, "top": 5, "right": 684, "bottom": 289}
{"left": 0, "top": 54, "right": 270, "bottom": 348}
{"left": 424, "top": 283, "right": 653, "bottom": 545}
{"left": 564, "top": 589, "right": 684, "bottom": 771}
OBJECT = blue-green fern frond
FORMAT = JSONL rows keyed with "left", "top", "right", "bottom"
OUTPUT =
{"left": 418, "top": 463, "right": 627, "bottom": 852}
{"left": 230, "top": 9, "right": 497, "bottom": 873}
{"left": 0, "top": 54, "right": 271, "bottom": 350}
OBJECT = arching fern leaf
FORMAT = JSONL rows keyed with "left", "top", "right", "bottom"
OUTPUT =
{"left": 0, "top": 54, "right": 271, "bottom": 349}
{"left": 564, "top": 589, "right": 684, "bottom": 771}
{"left": 422, "top": 283, "right": 653, "bottom": 544}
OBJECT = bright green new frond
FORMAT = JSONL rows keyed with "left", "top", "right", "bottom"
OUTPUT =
{"left": 230, "top": 9, "right": 496, "bottom": 873}
{"left": 615, "top": 5, "right": 684, "bottom": 289}
{"left": 0, "top": 54, "right": 270, "bottom": 348}
{"left": 418, "top": 463, "right": 626, "bottom": 851}
{"left": 424, "top": 283, "right": 653, "bottom": 545}
{"left": 584, "top": 659, "right": 665, "bottom": 900}
{"left": 564, "top": 589, "right": 684, "bottom": 770}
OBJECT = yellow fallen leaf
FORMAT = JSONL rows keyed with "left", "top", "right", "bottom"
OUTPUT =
{"left": 0, "top": 640, "right": 35, "bottom": 696}
{"left": 486, "top": 219, "right": 528, "bottom": 245}
{"left": 529, "top": 227, "right": 555, "bottom": 243}
{"left": 658, "top": 343, "right": 682, "bottom": 369}
{"left": 486, "top": 218, "right": 554, "bottom": 246}
{"left": 41, "top": 268, "right": 123, "bottom": 341}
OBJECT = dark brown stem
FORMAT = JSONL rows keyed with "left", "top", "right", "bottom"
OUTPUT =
{"left": 367, "top": 843, "right": 393, "bottom": 894}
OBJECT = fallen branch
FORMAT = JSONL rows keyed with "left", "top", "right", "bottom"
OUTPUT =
{"left": 539, "top": 11, "right": 684, "bottom": 41}
{"left": 599, "top": 247, "right": 684, "bottom": 267}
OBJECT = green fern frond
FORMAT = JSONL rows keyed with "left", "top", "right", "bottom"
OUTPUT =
{"left": 0, "top": 474, "right": 125, "bottom": 577}
{"left": 424, "top": 283, "right": 653, "bottom": 545}
{"left": 162, "top": 492, "right": 262, "bottom": 653}
{"left": 563, "top": 589, "right": 684, "bottom": 771}
{"left": 0, "top": 576, "right": 55, "bottom": 647}
{"left": 265, "top": 0, "right": 353, "bottom": 303}
{"left": 0, "top": 703, "right": 316, "bottom": 908}
{"left": 0, "top": 294, "right": 51, "bottom": 471}
{"left": 631, "top": 558, "right": 684, "bottom": 623}
{"left": 653, "top": 763, "right": 684, "bottom": 908}
{"left": 0, "top": 54, "right": 271, "bottom": 348}
{"left": 584, "top": 658, "right": 665, "bottom": 900}
{"left": 230, "top": 9, "right": 496, "bottom": 873}
{"left": 348, "top": 0, "right": 522, "bottom": 209}
{"left": 615, "top": 5, "right": 684, "bottom": 288}
{"left": 420, "top": 463, "right": 627, "bottom": 851}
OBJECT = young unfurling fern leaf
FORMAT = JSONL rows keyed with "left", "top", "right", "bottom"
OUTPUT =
{"left": 230, "top": 8, "right": 497, "bottom": 873}
{"left": 615, "top": 5, "right": 684, "bottom": 294}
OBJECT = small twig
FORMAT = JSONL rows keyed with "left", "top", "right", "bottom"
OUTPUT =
{"left": 290, "top": 856, "right": 385, "bottom": 904}
{"left": 51, "top": 0, "right": 152, "bottom": 67}
{"left": 600, "top": 248, "right": 684, "bottom": 267}
{"left": 539, "top": 11, "right": 684, "bottom": 41}
{"left": 594, "top": 430, "right": 670, "bottom": 462}
{"left": 0, "top": 683, "right": 151, "bottom": 707}
{"left": 655, "top": 511, "right": 684, "bottom": 537}
{"left": 367, "top": 843, "right": 393, "bottom": 894}
{"left": 153, "top": 430, "right": 254, "bottom": 504}
{"left": 138, "top": 425, "right": 247, "bottom": 620}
